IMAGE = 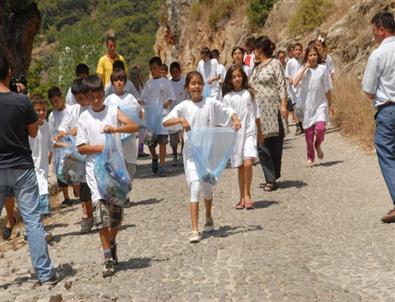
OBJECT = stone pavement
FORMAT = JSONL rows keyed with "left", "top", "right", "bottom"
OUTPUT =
{"left": 0, "top": 127, "right": 394, "bottom": 302}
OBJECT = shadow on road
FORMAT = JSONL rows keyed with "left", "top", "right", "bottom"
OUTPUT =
{"left": 203, "top": 224, "right": 263, "bottom": 239}
{"left": 315, "top": 160, "right": 344, "bottom": 167}
{"left": 253, "top": 200, "right": 279, "bottom": 209}
{"left": 124, "top": 198, "right": 162, "bottom": 208}
{"left": 278, "top": 180, "right": 307, "bottom": 189}
{"left": 117, "top": 256, "right": 168, "bottom": 272}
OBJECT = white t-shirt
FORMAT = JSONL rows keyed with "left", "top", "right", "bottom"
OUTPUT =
{"left": 104, "top": 93, "right": 139, "bottom": 164}
{"left": 29, "top": 121, "right": 52, "bottom": 195}
{"left": 58, "top": 104, "right": 89, "bottom": 132}
{"left": 223, "top": 90, "right": 259, "bottom": 167}
{"left": 295, "top": 64, "right": 333, "bottom": 129}
{"left": 197, "top": 59, "right": 219, "bottom": 97}
{"left": 169, "top": 77, "right": 188, "bottom": 132}
{"left": 141, "top": 77, "right": 176, "bottom": 135}
{"left": 65, "top": 87, "right": 77, "bottom": 106}
{"left": 285, "top": 58, "right": 304, "bottom": 105}
{"left": 48, "top": 106, "right": 70, "bottom": 135}
{"left": 76, "top": 105, "right": 122, "bottom": 202}
{"left": 104, "top": 80, "right": 142, "bottom": 100}
{"left": 163, "top": 97, "right": 235, "bottom": 184}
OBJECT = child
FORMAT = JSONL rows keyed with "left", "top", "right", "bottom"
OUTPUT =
{"left": 285, "top": 42, "right": 304, "bottom": 135}
{"left": 29, "top": 95, "right": 53, "bottom": 238}
{"left": 76, "top": 75, "right": 139, "bottom": 277}
{"left": 160, "top": 63, "right": 169, "bottom": 78}
{"left": 243, "top": 35, "right": 255, "bottom": 68}
{"left": 315, "top": 36, "right": 335, "bottom": 81}
{"left": 169, "top": 62, "right": 188, "bottom": 165}
{"left": 65, "top": 63, "right": 90, "bottom": 106}
{"left": 105, "top": 68, "right": 141, "bottom": 181}
{"left": 211, "top": 49, "right": 226, "bottom": 100}
{"left": 57, "top": 79, "right": 94, "bottom": 234}
{"left": 293, "top": 46, "right": 334, "bottom": 167}
{"left": 222, "top": 65, "right": 262, "bottom": 210}
{"left": 231, "top": 46, "right": 251, "bottom": 78}
{"left": 196, "top": 47, "right": 219, "bottom": 98}
{"left": 48, "top": 86, "right": 73, "bottom": 208}
{"left": 163, "top": 71, "right": 241, "bottom": 243}
{"left": 141, "top": 56, "right": 176, "bottom": 177}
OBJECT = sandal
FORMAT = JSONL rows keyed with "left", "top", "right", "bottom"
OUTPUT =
{"left": 2, "top": 218, "right": 16, "bottom": 240}
{"left": 235, "top": 201, "right": 244, "bottom": 210}
{"left": 263, "top": 182, "right": 278, "bottom": 192}
{"left": 245, "top": 200, "right": 254, "bottom": 210}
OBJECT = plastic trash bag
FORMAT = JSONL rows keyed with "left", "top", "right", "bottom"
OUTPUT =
{"left": 118, "top": 103, "right": 141, "bottom": 142}
{"left": 187, "top": 128, "right": 236, "bottom": 185}
{"left": 203, "top": 84, "right": 212, "bottom": 98}
{"left": 55, "top": 135, "right": 86, "bottom": 184}
{"left": 144, "top": 102, "right": 163, "bottom": 135}
{"left": 94, "top": 134, "right": 131, "bottom": 206}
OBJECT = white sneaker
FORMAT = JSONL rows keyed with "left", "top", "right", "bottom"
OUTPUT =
{"left": 189, "top": 231, "right": 201, "bottom": 243}
{"left": 204, "top": 217, "right": 214, "bottom": 233}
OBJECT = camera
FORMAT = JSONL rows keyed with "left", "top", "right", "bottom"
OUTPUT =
{"left": 9, "top": 74, "right": 28, "bottom": 94}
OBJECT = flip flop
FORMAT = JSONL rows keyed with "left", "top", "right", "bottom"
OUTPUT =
{"left": 245, "top": 200, "right": 254, "bottom": 210}
{"left": 235, "top": 201, "right": 244, "bottom": 209}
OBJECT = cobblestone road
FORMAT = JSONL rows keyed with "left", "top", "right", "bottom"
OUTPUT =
{"left": 1, "top": 127, "right": 394, "bottom": 302}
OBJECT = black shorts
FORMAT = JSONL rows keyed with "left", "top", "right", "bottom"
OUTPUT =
{"left": 57, "top": 178, "right": 68, "bottom": 188}
{"left": 80, "top": 183, "right": 92, "bottom": 202}
{"left": 148, "top": 134, "right": 168, "bottom": 148}
{"left": 287, "top": 99, "right": 294, "bottom": 112}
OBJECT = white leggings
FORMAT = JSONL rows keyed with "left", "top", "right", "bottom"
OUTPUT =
{"left": 190, "top": 181, "right": 213, "bottom": 203}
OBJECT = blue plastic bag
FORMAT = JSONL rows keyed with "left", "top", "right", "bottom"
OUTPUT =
{"left": 144, "top": 102, "right": 163, "bottom": 135}
{"left": 203, "top": 84, "right": 212, "bottom": 98}
{"left": 94, "top": 134, "right": 131, "bottom": 206}
{"left": 55, "top": 135, "right": 86, "bottom": 184}
{"left": 118, "top": 103, "right": 141, "bottom": 142}
{"left": 187, "top": 128, "right": 236, "bottom": 185}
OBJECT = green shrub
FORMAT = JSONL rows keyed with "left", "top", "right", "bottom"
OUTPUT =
{"left": 208, "top": 0, "right": 236, "bottom": 30}
{"left": 190, "top": 2, "right": 203, "bottom": 21}
{"left": 288, "top": 0, "right": 333, "bottom": 36}
{"left": 247, "top": 0, "right": 277, "bottom": 30}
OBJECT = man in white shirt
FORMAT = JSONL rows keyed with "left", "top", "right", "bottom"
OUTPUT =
{"left": 362, "top": 12, "right": 395, "bottom": 224}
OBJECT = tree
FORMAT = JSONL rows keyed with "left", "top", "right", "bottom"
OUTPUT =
{"left": 0, "top": 0, "right": 41, "bottom": 76}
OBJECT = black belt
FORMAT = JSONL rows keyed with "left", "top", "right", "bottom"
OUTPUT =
{"left": 377, "top": 102, "right": 395, "bottom": 111}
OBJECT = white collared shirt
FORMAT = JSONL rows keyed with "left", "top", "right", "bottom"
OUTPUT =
{"left": 362, "top": 36, "right": 395, "bottom": 107}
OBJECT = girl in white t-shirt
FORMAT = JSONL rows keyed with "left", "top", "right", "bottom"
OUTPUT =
{"left": 222, "top": 65, "right": 263, "bottom": 210}
{"left": 293, "top": 46, "right": 334, "bottom": 167}
{"left": 231, "top": 46, "right": 251, "bottom": 78}
{"left": 163, "top": 71, "right": 241, "bottom": 243}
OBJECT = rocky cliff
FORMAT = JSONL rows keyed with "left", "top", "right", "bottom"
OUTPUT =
{"left": 155, "top": 0, "right": 395, "bottom": 78}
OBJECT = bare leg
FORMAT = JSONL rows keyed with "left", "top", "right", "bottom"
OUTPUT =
{"left": 61, "top": 187, "right": 70, "bottom": 200}
{"left": 243, "top": 159, "right": 254, "bottom": 202}
{"left": 148, "top": 146, "right": 157, "bottom": 159}
{"left": 238, "top": 166, "right": 245, "bottom": 203}
{"left": 190, "top": 203, "right": 199, "bottom": 231}
{"left": 109, "top": 227, "right": 118, "bottom": 242}
{"left": 99, "top": 228, "right": 111, "bottom": 250}
{"left": 159, "top": 144, "right": 166, "bottom": 165}
{"left": 204, "top": 198, "right": 213, "bottom": 219}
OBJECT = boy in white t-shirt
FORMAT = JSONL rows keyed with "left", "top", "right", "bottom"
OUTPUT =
{"left": 65, "top": 63, "right": 90, "bottom": 106}
{"left": 48, "top": 86, "right": 74, "bottom": 207}
{"left": 56, "top": 79, "right": 94, "bottom": 234}
{"left": 29, "top": 95, "right": 53, "bottom": 239}
{"left": 169, "top": 62, "right": 188, "bottom": 166}
{"left": 105, "top": 68, "right": 141, "bottom": 181}
{"left": 285, "top": 42, "right": 304, "bottom": 135}
{"left": 76, "top": 75, "right": 139, "bottom": 277}
{"left": 141, "top": 57, "right": 176, "bottom": 177}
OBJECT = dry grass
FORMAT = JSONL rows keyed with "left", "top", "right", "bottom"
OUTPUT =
{"left": 332, "top": 73, "right": 375, "bottom": 150}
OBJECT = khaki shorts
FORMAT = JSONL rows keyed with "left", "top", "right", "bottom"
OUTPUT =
{"left": 93, "top": 199, "right": 124, "bottom": 229}
{"left": 169, "top": 130, "right": 183, "bottom": 147}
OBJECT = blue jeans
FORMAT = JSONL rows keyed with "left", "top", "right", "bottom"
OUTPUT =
{"left": 0, "top": 168, "right": 54, "bottom": 282}
{"left": 375, "top": 104, "right": 395, "bottom": 206}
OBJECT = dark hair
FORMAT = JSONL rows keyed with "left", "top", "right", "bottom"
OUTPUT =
{"left": 30, "top": 94, "right": 47, "bottom": 106}
{"left": 82, "top": 75, "right": 104, "bottom": 93}
{"left": 75, "top": 63, "right": 89, "bottom": 77}
{"left": 200, "top": 47, "right": 211, "bottom": 58}
{"left": 149, "top": 56, "right": 162, "bottom": 66}
{"left": 211, "top": 49, "right": 220, "bottom": 58}
{"left": 47, "top": 86, "right": 62, "bottom": 100}
{"left": 308, "top": 40, "right": 316, "bottom": 48}
{"left": 110, "top": 68, "right": 127, "bottom": 84}
{"left": 303, "top": 46, "right": 323, "bottom": 64}
{"left": 170, "top": 61, "right": 181, "bottom": 71}
{"left": 222, "top": 65, "right": 255, "bottom": 99}
{"left": 254, "top": 36, "right": 275, "bottom": 57}
{"left": 245, "top": 35, "right": 255, "bottom": 51}
{"left": 0, "top": 54, "right": 9, "bottom": 81}
{"left": 276, "top": 50, "right": 286, "bottom": 57}
{"left": 371, "top": 12, "right": 395, "bottom": 33}
{"left": 106, "top": 36, "right": 116, "bottom": 44}
{"left": 294, "top": 42, "right": 303, "bottom": 50}
{"left": 286, "top": 44, "right": 294, "bottom": 52}
{"left": 113, "top": 60, "right": 125, "bottom": 71}
{"left": 71, "top": 78, "right": 84, "bottom": 95}
{"left": 160, "top": 63, "right": 168, "bottom": 72}
{"left": 184, "top": 71, "right": 204, "bottom": 90}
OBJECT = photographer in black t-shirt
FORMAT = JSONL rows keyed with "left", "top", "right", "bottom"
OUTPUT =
{"left": 0, "top": 54, "right": 57, "bottom": 284}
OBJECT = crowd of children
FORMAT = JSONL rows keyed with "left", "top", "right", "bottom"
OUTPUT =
{"left": 1, "top": 34, "right": 336, "bottom": 279}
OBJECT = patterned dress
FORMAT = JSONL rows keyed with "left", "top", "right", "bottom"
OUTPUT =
{"left": 250, "top": 59, "right": 287, "bottom": 138}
